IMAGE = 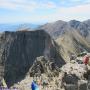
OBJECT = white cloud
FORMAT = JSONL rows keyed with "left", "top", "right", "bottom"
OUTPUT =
{"left": 28, "top": 4, "right": 90, "bottom": 22}
{"left": 0, "top": 0, "right": 38, "bottom": 11}
{"left": 0, "top": 0, "right": 57, "bottom": 11}
{"left": 58, "top": 4, "right": 90, "bottom": 14}
{"left": 0, "top": 0, "right": 17, "bottom": 9}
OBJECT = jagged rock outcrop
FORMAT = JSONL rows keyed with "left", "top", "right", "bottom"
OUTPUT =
{"left": 0, "top": 30, "right": 65, "bottom": 87}
{"left": 29, "top": 56, "right": 60, "bottom": 77}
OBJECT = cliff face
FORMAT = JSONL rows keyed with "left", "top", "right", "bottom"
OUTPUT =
{"left": 0, "top": 30, "right": 65, "bottom": 87}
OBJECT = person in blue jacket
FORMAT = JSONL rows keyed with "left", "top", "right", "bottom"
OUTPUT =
{"left": 31, "top": 80, "right": 39, "bottom": 90}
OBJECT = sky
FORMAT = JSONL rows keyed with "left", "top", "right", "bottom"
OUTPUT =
{"left": 0, "top": 0, "right": 90, "bottom": 24}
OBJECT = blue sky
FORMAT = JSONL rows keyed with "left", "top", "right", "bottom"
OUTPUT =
{"left": 0, "top": 0, "right": 90, "bottom": 24}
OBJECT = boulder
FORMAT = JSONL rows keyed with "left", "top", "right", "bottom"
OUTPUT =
{"left": 78, "top": 80, "right": 87, "bottom": 90}
{"left": 64, "top": 84, "right": 78, "bottom": 90}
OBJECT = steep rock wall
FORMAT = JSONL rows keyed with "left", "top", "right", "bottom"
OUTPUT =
{"left": 0, "top": 30, "right": 65, "bottom": 87}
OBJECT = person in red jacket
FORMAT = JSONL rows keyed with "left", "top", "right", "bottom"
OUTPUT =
{"left": 83, "top": 55, "right": 90, "bottom": 65}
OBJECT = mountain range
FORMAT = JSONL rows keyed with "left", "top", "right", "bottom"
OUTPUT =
{"left": 39, "top": 19, "right": 90, "bottom": 61}
{"left": 0, "top": 19, "right": 90, "bottom": 89}
{"left": 40, "top": 20, "right": 90, "bottom": 40}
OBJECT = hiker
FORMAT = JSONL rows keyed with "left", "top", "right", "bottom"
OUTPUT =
{"left": 42, "top": 79, "right": 48, "bottom": 89}
{"left": 0, "top": 78, "right": 7, "bottom": 88}
{"left": 83, "top": 54, "right": 90, "bottom": 65}
{"left": 70, "top": 54, "right": 76, "bottom": 61}
{"left": 31, "top": 80, "right": 39, "bottom": 90}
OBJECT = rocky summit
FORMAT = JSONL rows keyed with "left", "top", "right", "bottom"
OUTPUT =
{"left": 0, "top": 30, "right": 65, "bottom": 87}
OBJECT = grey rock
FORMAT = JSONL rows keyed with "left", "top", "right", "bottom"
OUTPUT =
{"left": 87, "top": 81, "right": 90, "bottom": 90}
{"left": 30, "top": 56, "right": 60, "bottom": 77}
{"left": 64, "top": 84, "right": 78, "bottom": 90}
{"left": 62, "top": 73, "right": 79, "bottom": 84}
{"left": 78, "top": 80, "right": 87, "bottom": 90}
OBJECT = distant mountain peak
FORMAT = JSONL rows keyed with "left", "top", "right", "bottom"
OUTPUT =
{"left": 68, "top": 20, "right": 81, "bottom": 28}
